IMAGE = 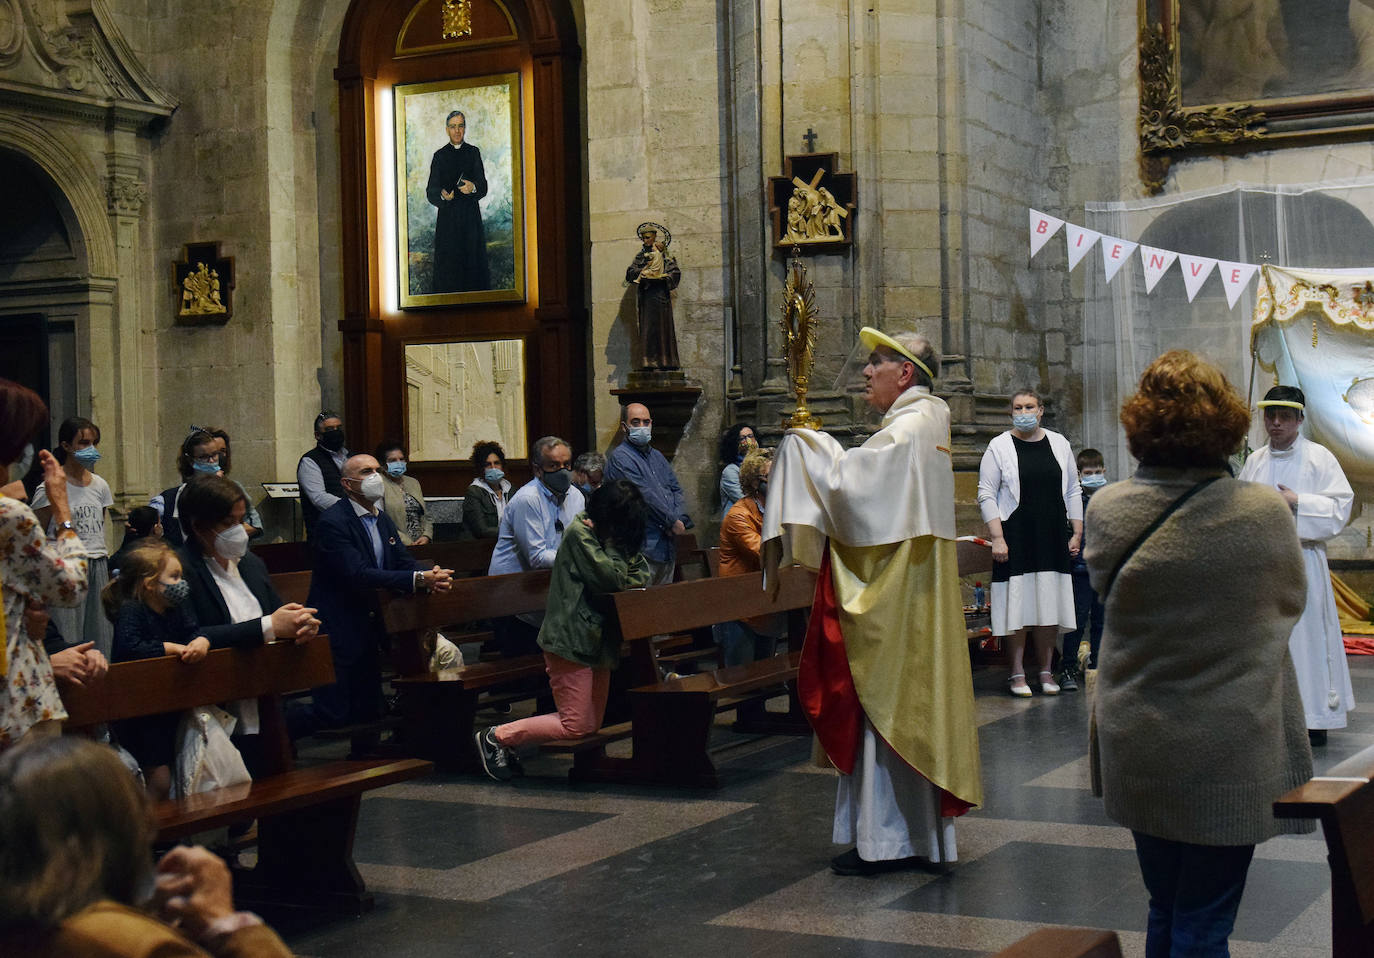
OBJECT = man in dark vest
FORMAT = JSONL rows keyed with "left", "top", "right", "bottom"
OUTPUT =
{"left": 297, "top": 412, "right": 348, "bottom": 540}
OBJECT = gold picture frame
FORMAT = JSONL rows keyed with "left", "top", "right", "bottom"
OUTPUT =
{"left": 1139, "top": 0, "right": 1374, "bottom": 193}
{"left": 393, "top": 72, "right": 525, "bottom": 307}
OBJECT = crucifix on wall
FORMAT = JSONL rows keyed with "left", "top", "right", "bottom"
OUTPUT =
{"left": 767, "top": 151, "right": 856, "bottom": 254}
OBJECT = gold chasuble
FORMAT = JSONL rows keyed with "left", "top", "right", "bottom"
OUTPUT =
{"left": 762, "top": 387, "right": 983, "bottom": 810}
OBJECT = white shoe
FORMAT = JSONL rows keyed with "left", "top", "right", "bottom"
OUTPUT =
{"left": 1008, "top": 674, "right": 1032, "bottom": 698}
{"left": 1039, "top": 671, "right": 1060, "bottom": 695}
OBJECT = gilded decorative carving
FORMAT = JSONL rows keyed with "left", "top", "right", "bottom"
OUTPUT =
{"left": 782, "top": 168, "right": 849, "bottom": 244}
{"left": 180, "top": 262, "right": 226, "bottom": 317}
{"left": 1138, "top": 20, "right": 1266, "bottom": 194}
{"left": 441, "top": 0, "right": 472, "bottom": 40}
{"left": 172, "top": 242, "right": 234, "bottom": 326}
{"left": 780, "top": 249, "right": 821, "bottom": 430}
{"left": 768, "top": 152, "right": 856, "bottom": 254}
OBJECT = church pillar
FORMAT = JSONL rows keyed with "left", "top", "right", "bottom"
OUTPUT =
{"left": 101, "top": 145, "right": 155, "bottom": 508}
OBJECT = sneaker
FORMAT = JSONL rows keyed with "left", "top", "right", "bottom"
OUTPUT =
{"left": 1059, "top": 668, "right": 1079, "bottom": 692}
{"left": 475, "top": 727, "right": 514, "bottom": 782}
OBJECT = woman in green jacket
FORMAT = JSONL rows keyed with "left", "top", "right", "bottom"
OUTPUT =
{"left": 475, "top": 480, "right": 651, "bottom": 780}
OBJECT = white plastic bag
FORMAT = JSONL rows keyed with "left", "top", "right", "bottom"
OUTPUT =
{"left": 173, "top": 705, "right": 251, "bottom": 798}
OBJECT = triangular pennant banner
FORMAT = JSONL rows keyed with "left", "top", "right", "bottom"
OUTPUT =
{"left": 1100, "top": 236, "right": 1138, "bottom": 284}
{"left": 1216, "top": 260, "right": 1259, "bottom": 309}
{"left": 1138, "top": 245, "right": 1178, "bottom": 294}
{"left": 1065, "top": 225, "right": 1101, "bottom": 272}
{"left": 1179, "top": 254, "right": 1218, "bottom": 302}
{"left": 1029, "top": 209, "right": 1065, "bottom": 258}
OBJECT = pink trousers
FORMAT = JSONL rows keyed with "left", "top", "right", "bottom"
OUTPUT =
{"left": 493, "top": 651, "right": 610, "bottom": 747}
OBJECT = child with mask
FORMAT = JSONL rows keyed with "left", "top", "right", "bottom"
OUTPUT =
{"left": 33, "top": 417, "right": 115, "bottom": 659}
{"left": 1058, "top": 448, "right": 1107, "bottom": 692}
{"left": 101, "top": 541, "right": 212, "bottom": 797}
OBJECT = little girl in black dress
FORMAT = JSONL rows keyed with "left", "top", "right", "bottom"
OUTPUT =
{"left": 101, "top": 540, "right": 210, "bottom": 797}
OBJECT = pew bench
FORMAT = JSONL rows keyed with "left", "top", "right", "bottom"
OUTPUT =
{"left": 542, "top": 565, "right": 818, "bottom": 788}
{"left": 61, "top": 639, "right": 431, "bottom": 914}
{"left": 382, "top": 568, "right": 554, "bottom": 770}
{"left": 1274, "top": 743, "right": 1374, "bottom": 957}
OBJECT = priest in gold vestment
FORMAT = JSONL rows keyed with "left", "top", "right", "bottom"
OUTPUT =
{"left": 762, "top": 328, "right": 982, "bottom": 875}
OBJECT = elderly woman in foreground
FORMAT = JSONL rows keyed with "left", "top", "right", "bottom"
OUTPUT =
{"left": 1085, "top": 350, "right": 1312, "bottom": 958}
{"left": 0, "top": 736, "right": 293, "bottom": 957}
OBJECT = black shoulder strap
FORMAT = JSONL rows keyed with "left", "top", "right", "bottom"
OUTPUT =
{"left": 1102, "top": 476, "right": 1222, "bottom": 599}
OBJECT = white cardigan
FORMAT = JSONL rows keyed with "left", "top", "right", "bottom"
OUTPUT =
{"left": 977, "top": 429, "right": 1083, "bottom": 525}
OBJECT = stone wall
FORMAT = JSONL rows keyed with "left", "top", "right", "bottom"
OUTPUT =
{"left": 135, "top": 0, "right": 339, "bottom": 534}
{"left": 583, "top": 0, "right": 731, "bottom": 524}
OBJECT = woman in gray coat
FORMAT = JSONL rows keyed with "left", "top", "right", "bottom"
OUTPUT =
{"left": 1085, "top": 350, "right": 1312, "bottom": 958}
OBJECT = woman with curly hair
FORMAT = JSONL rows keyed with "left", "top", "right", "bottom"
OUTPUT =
{"left": 461, "top": 440, "right": 511, "bottom": 540}
{"left": 717, "top": 422, "right": 757, "bottom": 517}
{"left": 977, "top": 390, "right": 1082, "bottom": 696}
{"left": 1085, "top": 350, "right": 1312, "bottom": 957}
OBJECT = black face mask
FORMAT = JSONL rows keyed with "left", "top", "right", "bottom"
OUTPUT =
{"left": 319, "top": 429, "right": 346, "bottom": 452}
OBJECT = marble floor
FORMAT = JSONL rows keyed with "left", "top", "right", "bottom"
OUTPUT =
{"left": 270, "top": 657, "right": 1374, "bottom": 957}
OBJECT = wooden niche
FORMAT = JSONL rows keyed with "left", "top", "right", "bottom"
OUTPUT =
{"left": 337, "top": 0, "right": 585, "bottom": 495}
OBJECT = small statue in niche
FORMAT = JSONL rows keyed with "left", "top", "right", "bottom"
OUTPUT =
{"left": 180, "top": 262, "right": 226, "bottom": 316}
{"left": 626, "top": 222, "right": 681, "bottom": 370}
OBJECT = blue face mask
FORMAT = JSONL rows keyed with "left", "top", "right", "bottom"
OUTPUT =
{"left": 627, "top": 426, "right": 652, "bottom": 447}
{"left": 192, "top": 459, "right": 220, "bottom": 474}
{"left": 72, "top": 446, "right": 101, "bottom": 466}
{"left": 387, "top": 460, "right": 407, "bottom": 477}
{"left": 484, "top": 467, "right": 504, "bottom": 484}
{"left": 1011, "top": 413, "right": 1038, "bottom": 431}
{"left": 1081, "top": 473, "right": 1107, "bottom": 488}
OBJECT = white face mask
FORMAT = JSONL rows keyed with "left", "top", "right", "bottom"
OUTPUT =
{"left": 358, "top": 472, "right": 386, "bottom": 502}
{"left": 215, "top": 523, "right": 249, "bottom": 560}
{"left": 8, "top": 443, "right": 33, "bottom": 479}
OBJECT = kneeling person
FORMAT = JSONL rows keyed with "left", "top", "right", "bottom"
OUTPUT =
{"left": 476, "top": 481, "right": 652, "bottom": 780}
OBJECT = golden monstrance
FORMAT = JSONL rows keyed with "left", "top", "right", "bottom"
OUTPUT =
{"left": 780, "top": 247, "right": 822, "bottom": 430}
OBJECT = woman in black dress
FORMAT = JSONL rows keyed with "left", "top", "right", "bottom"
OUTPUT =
{"left": 977, "top": 391, "right": 1082, "bottom": 697}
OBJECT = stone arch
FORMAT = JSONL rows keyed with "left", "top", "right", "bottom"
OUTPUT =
{"left": 0, "top": 112, "right": 116, "bottom": 279}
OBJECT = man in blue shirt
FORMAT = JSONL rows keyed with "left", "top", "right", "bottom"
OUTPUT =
{"left": 604, "top": 402, "right": 692, "bottom": 584}
{"left": 487, "top": 435, "right": 585, "bottom": 655}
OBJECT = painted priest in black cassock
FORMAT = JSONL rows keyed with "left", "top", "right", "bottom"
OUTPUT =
{"left": 426, "top": 110, "right": 491, "bottom": 293}
{"left": 626, "top": 225, "right": 681, "bottom": 370}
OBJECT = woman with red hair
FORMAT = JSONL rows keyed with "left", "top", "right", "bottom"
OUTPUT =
{"left": 1085, "top": 351, "right": 1313, "bottom": 956}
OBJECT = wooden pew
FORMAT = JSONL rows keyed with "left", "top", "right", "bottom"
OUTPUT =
{"left": 252, "top": 540, "right": 312, "bottom": 574}
{"left": 545, "top": 565, "right": 817, "bottom": 788}
{"left": 61, "top": 640, "right": 431, "bottom": 914}
{"left": 991, "top": 929, "right": 1122, "bottom": 958}
{"left": 1274, "top": 744, "right": 1374, "bottom": 957}
{"left": 252, "top": 537, "right": 498, "bottom": 577}
{"left": 271, "top": 570, "right": 313, "bottom": 606}
{"left": 411, "top": 537, "right": 497, "bottom": 577}
{"left": 381, "top": 569, "right": 553, "bottom": 770}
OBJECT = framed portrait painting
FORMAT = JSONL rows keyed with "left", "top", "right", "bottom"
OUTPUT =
{"left": 393, "top": 73, "right": 525, "bottom": 308}
{"left": 1139, "top": 0, "right": 1374, "bottom": 192}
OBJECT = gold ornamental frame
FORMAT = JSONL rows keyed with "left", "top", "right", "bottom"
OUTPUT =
{"left": 1139, "top": 0, "right": 1374, "bottom": 194}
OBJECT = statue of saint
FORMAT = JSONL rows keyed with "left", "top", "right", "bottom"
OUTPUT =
{"left": 626, "top": 222, "right": 681, "bottom": 370}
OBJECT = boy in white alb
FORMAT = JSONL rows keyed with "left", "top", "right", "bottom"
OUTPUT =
{"left": 1237, "top": 385, "right": 1355, "bottom": 745}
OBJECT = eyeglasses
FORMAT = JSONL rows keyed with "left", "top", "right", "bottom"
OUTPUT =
{"left": 192, "top": 453, "right": 222, "bottom": 464}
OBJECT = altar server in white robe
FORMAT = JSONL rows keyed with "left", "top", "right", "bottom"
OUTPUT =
{"left": 762, "top": 327, "right": 982, "bottom": 876}
{"left": 1238, "top": 385, "right": 1356, "bottom": 743}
